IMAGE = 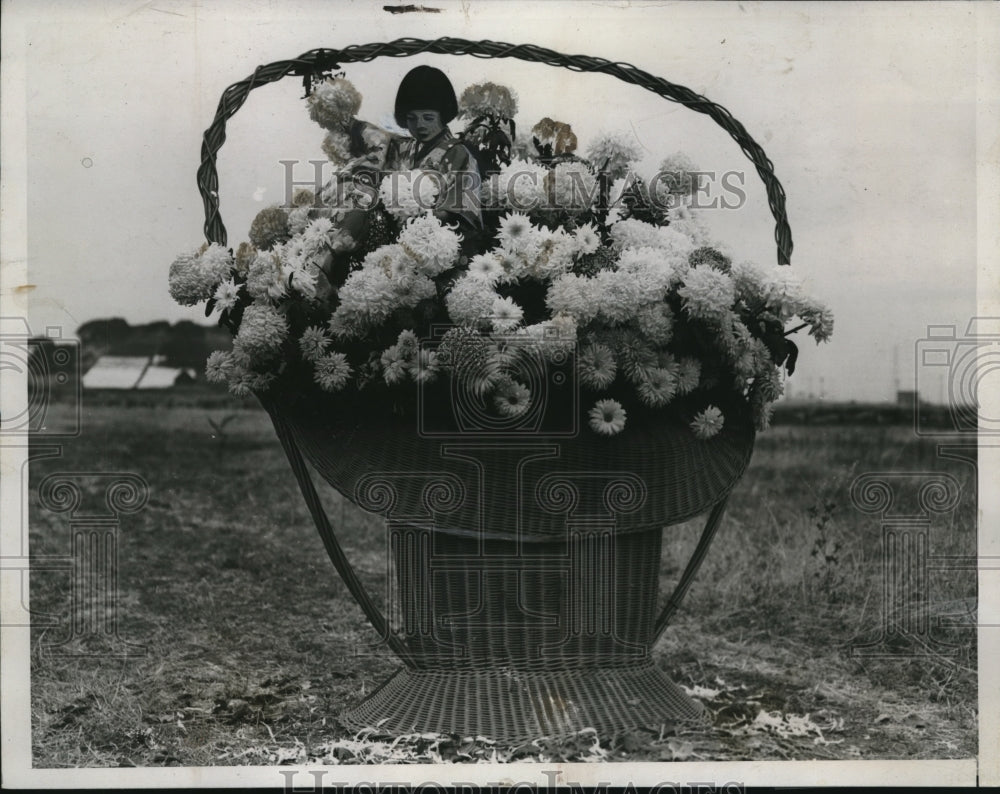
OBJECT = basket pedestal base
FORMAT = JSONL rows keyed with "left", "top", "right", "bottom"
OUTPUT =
{"left": 340, "top": 662, "right": 707, "bottom": 743}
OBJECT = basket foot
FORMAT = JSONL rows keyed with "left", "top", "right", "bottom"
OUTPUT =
{"left": 340, "top": 662, "right": 706, "bottom": 744}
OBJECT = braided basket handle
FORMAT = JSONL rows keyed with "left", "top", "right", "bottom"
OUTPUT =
{"left": 197, "top": 36, "right": 792, "bottom": 264}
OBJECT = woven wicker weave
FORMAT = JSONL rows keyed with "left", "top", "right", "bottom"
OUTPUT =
{"left": 198, "top": 38, "right": 793, "bottom": 742}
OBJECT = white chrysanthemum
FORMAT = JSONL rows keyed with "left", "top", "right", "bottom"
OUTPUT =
{"left": 468, "top": 252, "right": 504, "bottom": 284}
{"left": 314, "top": 352, "right": 353, "bottom": 392}
{"left": 637, "top": 366, "right": 679, "bottom": 408}
{"left": 391, "top": 272, "right": 437, "bottom": 308}
{"left": 205, "top": 350, "right": 232, "bottom": 384}
{"left": 585, "top": 131, "right": 643, "bottom": 180}
{"left": 490, "top": 296, "right": 524, "bottom": 333}
{"left": 496, "top": 158, "right": 548, "bottom": 211}
{"left": 496, "top": 212, "right": 533, "bottom": 251}
{"left": 284, "top": 262, "right": 319, "bottom": 299}
{"left": 458, "top": 82, "right": 519, "bottom": 119}
{"left": 730, "top": 259, "right": 770, "bottom": 298}
{"left": 493, "top": 378, "right": 531, "bottom": 417}
{"left": 287, "top": 207, "right": 312, "bottom": 236}
{"left": 307, "top": 77, "right": 362, "bottom": 132}
{"left": 762, "top": 268, "right": 808, "bottom": 320}
{"left": 234, "top": 302, "right": 288, "bottom": 359}
{"left": 523, "top": 314, "right": 577, "bottom": 360}
{"left": 329, "top": 266, "right": 398, "bottom": 337}
{"left": 656, "top": 151, "right": 702, "bottom": 198}
{"left": 212, "top": 278, "right": 240, "bottom": 313}
{"left": 168, "top": 244, "right": 233, "bottom": 306}
{"left": 549, "top": 161, "right": 598, "bottom": 213}
{"left": 636, "top": 302, "right": 675, "bottom": 345}
{"left": 446, "top": 274, "right": 499, "bottom": 327}
{"left": 677, "top": 266, "right": 737, "bottom": 323}
{"left": 407, "top": 348, "right": 440, "bottom": 384}
{"left": 799, "top": 301, "right": 835, "bottom": 343}
{"left": 380, "top": 171, "right": 441, "bottom": 221}
{"left": 676, "top": 357, "right": 701, "bottom": 394}
{"left": 691, "top": 405, "right": 725, "bottom": 439}
{"left": 609, "top": 218, "right": 662, "bottom": 250}
{"left": 654, "top": 225, "right": 697, "bottom": 260}
{"left": 245, "top": 250, "right": 287, "bottom": 301}
{"left": 616, "top": 247, "right": 677, "bottom": 295}
{"left": 299, "top": 325, "right": 331, "bottom": 362}
{"left": 573, "top": 222, "right": 601, "bottom": 256}
{"left": 578, "top": 344, "right": 617, "bottom": 389}
{"left": 588, "top": 398, "right": 627, "bottom": 436}
{"left": 529, "top": 226, "right": 577, "bottom": 279}
{"left": 362, "top": 244, "right": 419, "bottom": 283}
{"left": 594, "top": 269, "right": 644, "bottom": 324}
{"left": 322, "top": 131, "right": 353, "bottom": 166}
{"left": 545, "top": 273, "right": 601, "bottom": 323}
{"left": 397, "top": 213, "right": 461, "bottom": 276}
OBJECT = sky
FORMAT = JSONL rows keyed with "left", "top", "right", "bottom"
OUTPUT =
{"left": 2, "top": 0, "right": 998, "bottom": 404}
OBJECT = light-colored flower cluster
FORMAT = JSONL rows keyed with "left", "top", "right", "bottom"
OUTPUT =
{"left": 307, "top": 77, "right": 362, "bottom": 132}
{"left": 585, "top": 132, "right": 643, "bottom": 180}
{"left": 171, "top": 90, "right": 834, "bottom": 441}
{"left": 458, "top": 82, "right": 519, "bottom": 120}
{"left": 168, "top": 244, "right": 233, "bottom": 306}
{"left": 380, "top": 171, "right": 441, "bottom": 221}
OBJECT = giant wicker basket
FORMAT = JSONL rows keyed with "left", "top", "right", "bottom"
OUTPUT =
{"left": 197, "top": 37, "right": 793, "bottom": 744}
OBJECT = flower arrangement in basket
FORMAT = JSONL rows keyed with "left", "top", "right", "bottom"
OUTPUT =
{"left": 170, "top": 41, "right": 835, "bottom": 742}
{"left": 169, "top": 67, "right": 832, "bottom": 439}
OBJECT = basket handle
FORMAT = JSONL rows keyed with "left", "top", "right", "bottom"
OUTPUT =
{"left": 197, "top": 37, "right": 792, "bottom": 265}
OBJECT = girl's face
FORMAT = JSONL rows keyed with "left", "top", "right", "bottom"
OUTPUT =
{"left": 406, "top": 109, "right": 444, "bottom": 143}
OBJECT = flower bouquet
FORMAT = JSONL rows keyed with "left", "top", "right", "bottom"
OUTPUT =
{"left": 171, "top": 39, "right": 832, "bottom": 742}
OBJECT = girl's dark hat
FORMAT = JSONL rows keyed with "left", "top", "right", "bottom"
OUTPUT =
{"left": 394, "top": 66, "right": 458, "bottom": 127}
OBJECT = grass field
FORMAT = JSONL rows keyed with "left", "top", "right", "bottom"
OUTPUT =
{"left": 27, "top": 399, "right": 977, "bottom": 766}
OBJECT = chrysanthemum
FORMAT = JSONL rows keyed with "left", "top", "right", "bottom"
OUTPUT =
{"left": 523, "top": 314, "right": 577, "bottom": 361}
{"left": 397, "top": 213, "right": 461, "bottom": 276}
{"left": 688, "top": 246, "right": 732, "bottom": 273}
{"left": 234, "top": 302, "right": 288, "bottom": 359}
{"left": 588, "top": 399, "right": 627, "bottom": 436}
{"left": 457, "top": 82, "right": 519, "bottom": 120}
{"left": 690, "top": 405, "right": 725, "bottom": 439}
{"left": 496, "top": 212, "right": 533, "bottom": 250}
{"left": 314, "top": 352, "right": 353, "bottom": 392}
{"left": 752, "top": 391, "right": 775, "bottom": 431}
{"left": 307, "top": 77, "right": 362, "bottom": 132}
{"left": 527, "top": 227, "right": 576, "bottom": 279}
{"left": 168, "top": 244, "right": 233, "bottom": 306}
{"left": 446, "top": 275, "right": 498, "bottom": 327}
{"left": 594, "top": 269, "right": 644, "bottom": 324}
{"left": 212, "top": 278, "right": 240, "bottom": 313}
{"left": 467, "top": 252, "right": 504, "bottom": 284}
{"left": 490, "top": 296, "right": 524, "bottom": 333}
{"left": 585, "top": 131, "right": 644, "bottom": 180}
{"left": 572, "top": 222, "right": 601, "bottom": 257}
{"left": 246, "top": 250, "right": 288, "bottom": 301}
{"left": 677, "top": 265, "right": 736, "bottom": 324}
{"left": 799, "top": 301, "right": 835, "bottom": 343}
{"left": 493, "top": 378, "right": 531, "bottom": 417}
{"left": 762, "top": 268, "right": 807, "bottom": 320}
{"left": 608, "top": 218, "right": 662, "bottom": 251}
{"left": 548, "top": 162, "right": 598, "bottom": 213}
{"left": 322, "top": 131, "right": 353, "bottom": 166}
{"left": 407, "top": 349, "right": 440, "bottom": 384}
{"left": 496, "top": 159, "right": 548, "bottom": 211}
{"left": 380, "top": 171, "right": 441, "bottom": 221}
{"left": 287, "top": 207, "right": 312, "bottom": 236}
{"left": 577, "top": 344, "right": 617, "bottom": 389}
{"left": 637, "top": 366, "right": 678, "bottom": 407}
{"left": 676, "top": 357, "right": 701, "bottom": 394}
{"left": 248, "top": 206, "right": 290, "bottom": 250}
{"left": 396, "top": 329, "right": 419, "bottom": 357}
{"left": 656, "top": 151, "right": 702, "bottom": 198}
{"left": 234, "top": 242, "right": 256, "bottom": 275}
{"left": 531, "top": 118, "right": 578, "bottom": 156}
{"left": 204, "top": 350, "right": 232, "bottom": 384}
{"left": 636, "top": 302, "right": 675, "bottom": 345}
{"left": 328, "top": 266, "right": 398, "bottom": 337}
{"left": 615, "top": 333, "right": 658, "bottom": 384}
{"left": 545, "top": 273, "right": 601, "bottom": 323}
{"left": 299, "top": 325, "right": 331, "bottom": 362}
